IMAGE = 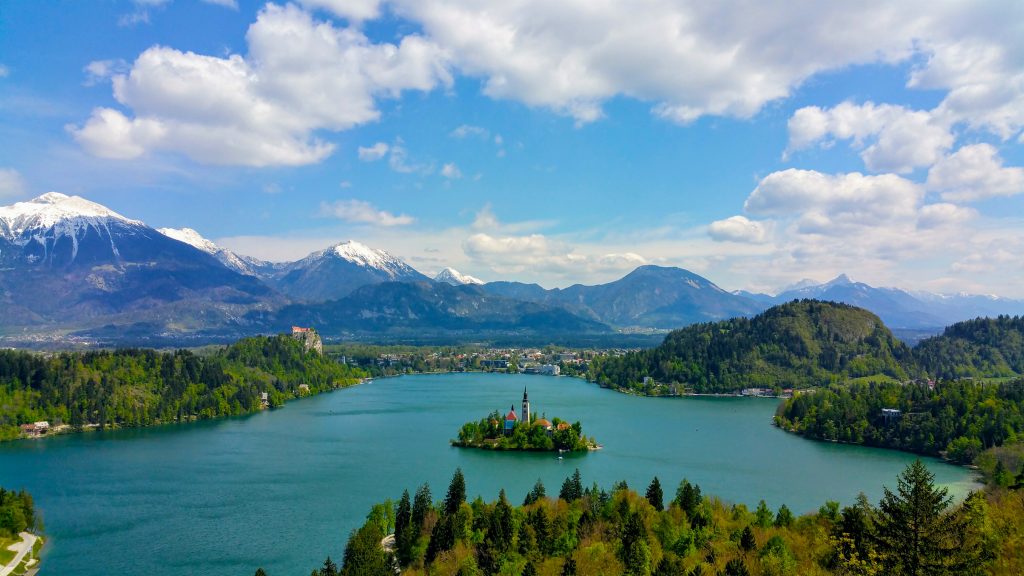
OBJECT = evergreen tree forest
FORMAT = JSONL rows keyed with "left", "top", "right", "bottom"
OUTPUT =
{"left": 0, "top": 334, "right": 366, "bottom": 440}
{"left": 0, "top": 486, "right": 37, "bottom": 537}
{"left": 775, "top": 379, "right": 1024, "bottom": 463}
{"left": 291, "top": 462, "right": 1024, "bottom": 576}
{"left": 589, "top": 301, "right": 916, "bottom": 394}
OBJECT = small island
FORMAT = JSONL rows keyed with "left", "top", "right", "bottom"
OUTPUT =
{"left": 452, "top": 387, "right": 599, "bottom": 451}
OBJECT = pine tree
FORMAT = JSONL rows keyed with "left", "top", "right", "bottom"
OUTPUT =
{"left": 444, "top": 468, "right": 467, "bottom": 515}
{"left": 560, "top": 469, "right": 583, "bottom": 502}
{"left": 412, "top": 483, "right": 432, "bottom": 531}
{"left": 560, "top": 557, "right": 578, "bottom": 576}
{"left": 394, "top": 489, "right": 413, "bottom": 566}
{"left": 620, "top": 511, "right": 651, "bottom": 576}
{"left": 739, "top": 525, "right": 756, "bottom": 552}
{"left": 722, "top": 557, "right": 750, "bottom": 576}
{"left": 646, "top": 476, "right": 664, "bottom": 511}
{"left": 774, "top": 504, "right": 793, "bottom": 527}
{"left": 874, "top": 460, "right": 984, "bottom": 575}
{"left": 254, "top": 569, "right": 268, "bottom": 576}
{"left": 490, "top": 489, "right": 514, "bottom": 553}
{"left": 319, "top": 556, "right": 338, "bottom": 576}
{"left": 522, "top": 561, "right": 538, "bottom": 576}
{"left": 754, "top": 500, "right": 773, "bottom": 528}
{"left": 675, "top": 479, "right": 701, "bottom": 517}
{"left": 524, "top": 478, "right": 546, "bottom": 505}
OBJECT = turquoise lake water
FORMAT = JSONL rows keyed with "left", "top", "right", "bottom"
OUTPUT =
{"left": 0, "top": 373, "right": 978, "bottom": 575}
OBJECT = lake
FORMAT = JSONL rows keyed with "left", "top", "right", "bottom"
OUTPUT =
{"left": 0, "top": 373, "right": 978, "bottom": 575}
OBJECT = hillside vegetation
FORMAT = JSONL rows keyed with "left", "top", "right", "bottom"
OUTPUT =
{"left": 0, "top": 334, "right": 366, "bottom": 440}
{"left": 915, "top": 316, "right": 1024, "bottom": 379}
{"left": 590, "top": 300, "right": 916, "bottom": 393}
{"left": 776, "top": 379, "right": 1024, "bottom": 463}
{"left": 282, "top": 463, "right": 1024, "bottom": 576}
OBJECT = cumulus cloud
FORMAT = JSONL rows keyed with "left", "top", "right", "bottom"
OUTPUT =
{"left": 318, "top": 199, "right": 414, "bottom": 226}
{"left": 0, "top": 168, "right": 26, "bottom": 198}
{"left": 440, "top": 162, "right": 462, "bottom": 179}
{"left": 83, "top": 59, "right": 129, "bottom": 86}
{"left": 708, "top": 215, "right": 769, "bottom": 243}
{"left": 745, "top": 169, "right": 923, "bottom": 234}
{"left": 925, "top": 143, "right": 1024, "bottom": 202}
{"left": 786, "top": 102, "right": 953, "bottom": 173}
{"left": 917, "top": 202, "right": 977, "bottom": 229}
{"left": 72, "top": 3, "right": 451, "bottom": 166}
{"left": 358, "top": 142, "right": 389, "bottom": 161}
{"left": 462, "top": 231, "right": 647, "bottom": 277}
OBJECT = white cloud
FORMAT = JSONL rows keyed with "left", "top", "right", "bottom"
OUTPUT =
{"left": 441, "top": 162, "right": 462, "bottom": 179}
{"left": 318, "top": 199, "right": 414, "bottom": 226}
{"left": 382, "top": 0, "right": 967, "bottom": 125}
{"left": 925, "top": 143, "right": 1024, "bottom": 202}
{"left": 745, "top": 169, "right": 922, "bottom": 233}
{"left": 83, "top": 59, "right": 129, "bottom": 86}
{"left": 0, "top": 168, "right": 26, "bottom": 198}
{"left": 450, "top": 124, "right": 488, "bottom": 139}
{"left": 917, "top": 202, "right": 977, "bottom": 229}
{"left": 708, "top": 215, "right": 769, "bottom": 243}
{"left": 202, "top": 0, "right": 238, "bottom": 9}
{"left": 299, "top": 0, "right": 383, "bottom": 21}
{"left": 0, "top": 64, "right": 9, "bottom": 78}
{"left": 786, "top": 102, "right": 953, "bottom": 173}
{"left": 73, "top": 3, "right": 451, "bottom": 166}
{"left": 386, "top": 141, "right": 433, "bottom": 174}
{"left": 358, "top": 142, "right": 389, "bottom": 161}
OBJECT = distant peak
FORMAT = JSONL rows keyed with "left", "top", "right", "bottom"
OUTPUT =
{"left": 435, "top": 267, "right": 484, "bottom": 285}
{"left": 826, "top": 274, "right": 854, "bottom": 286}
{"left": 0, "top": 192, "right": 140, "bottom": 239}
{"left": 158, "top": 227, "right": 220, "bottom": 254}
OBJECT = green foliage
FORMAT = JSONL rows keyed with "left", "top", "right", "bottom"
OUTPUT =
{"left": 0, "top": 487, "right": 36, "bottom": 537}
{"left": 646, "top": 477, "right": 664, "bottom": 512}
{"left": 559, "top": 469, "right": 583, "bottom": 503}
{"left": 915, "top": 316, "right": 1024, "bottom": 379}
{"left": 590, "top": 300, "right": 915, "bottom": 393}
{"left": 0, "top": 335, "right": 366, "bottom": 439}
{"left": 776, "top": 379, "right": 1024, "bottom": 462}
{"left": 873, "top": 460, "right": 991, "bottom": 575}
{"left": 328, "top": 462, "right": 1019, "bottom": 576}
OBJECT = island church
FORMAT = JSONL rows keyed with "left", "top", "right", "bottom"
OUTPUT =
{"left": 502, "top": 386, "right": 566, "bottom": 435}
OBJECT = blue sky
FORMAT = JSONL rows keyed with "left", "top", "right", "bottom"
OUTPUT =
{"left": 1, "top": 0, "right": 1023, "bottom": 296}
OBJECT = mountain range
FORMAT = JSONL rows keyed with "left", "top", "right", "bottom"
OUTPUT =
{"left": 2, "top": 192, "right": 1022, "bottom": 346}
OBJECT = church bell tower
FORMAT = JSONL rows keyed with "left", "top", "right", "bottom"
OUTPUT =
{"left": 522, "top": 386, "right": 530, "bottom": 424}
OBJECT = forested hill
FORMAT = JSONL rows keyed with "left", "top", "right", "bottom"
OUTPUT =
{"left": 589, "top": 300, "right": 916, "bottom": 393}
{"left": 914, "top": 316, "right": 1024, "bottom": 379}
{"left": 0, "top": 334, "right": 366, "bottom": 440}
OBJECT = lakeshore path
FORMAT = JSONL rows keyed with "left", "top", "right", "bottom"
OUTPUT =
{"left": 0, "top": 532, "right": 37, "bottom": 576}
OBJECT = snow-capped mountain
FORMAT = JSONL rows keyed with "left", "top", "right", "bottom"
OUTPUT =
{"left": 157, "top": 227, "right": 276, "bottom": 277}
{"left": 0, "top": 192, "right": 147, "bottom": 266}
{"left": 270, "top": 240, "right": 429, "bottom": 301}
{"left": 434, "top": 267, "right": 484, "bottom": 286}
{"left": 0, "top": 192, "right": 274, "bottom": 335}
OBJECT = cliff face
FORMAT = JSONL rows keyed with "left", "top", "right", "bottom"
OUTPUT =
{"left": 292, "top": 329, "right": 323, "bottom": 355}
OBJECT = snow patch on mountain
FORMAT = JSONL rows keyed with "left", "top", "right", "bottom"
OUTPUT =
{"left": 157, "top": 226, "right": 272, "bottom": 277}
{"left": 157, "top": 227, "right": 219, "bottom": 254}
{"left": 0, "top": 192, "right": 143, "bottom": 243}
{"left": 435, "top": 267, "right": 484, "bottom": 285}
{"left": 326, "top": 240, "right": 416, "bottom": 278}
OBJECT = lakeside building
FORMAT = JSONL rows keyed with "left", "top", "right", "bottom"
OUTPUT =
{"left": 20, "top": 421, "right": 49, "bottom": 438}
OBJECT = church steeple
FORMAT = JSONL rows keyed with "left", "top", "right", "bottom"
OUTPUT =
{"left": 521, "top": 385, "right": 530, "bottom": 424}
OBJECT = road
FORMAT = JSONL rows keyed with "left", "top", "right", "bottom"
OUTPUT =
{"left": 0, "top": 532, "right": 37, "bottom": 576}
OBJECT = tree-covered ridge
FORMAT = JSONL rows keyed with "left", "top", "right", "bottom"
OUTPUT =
{"left": 285, "top": 462, "right": 1022, "bottom": 576}
{"left": 0, "top": 334, "right": 366, "bottom": 440}
{"left": 590, "top": 300, "right": 915, "bottom": 394}
{"left": 775, "top": 379, "right": 1024, "bottom": 463}
{"left": 453, "top": 412, "right": 596, "bottom": 451}
{"left": 914, "top": 316, "right": 1024, "bottom": 380}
